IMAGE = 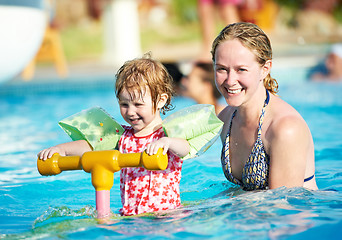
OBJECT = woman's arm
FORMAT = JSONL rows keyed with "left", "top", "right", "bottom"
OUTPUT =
{"left": 268, "top": 116, "right": 312, "bottom": 189}
{"left": 37, "top": 140, "right": 93, "bottom": 160}
{"left": 145, "top": 137, "right": 190, "bottom": 158}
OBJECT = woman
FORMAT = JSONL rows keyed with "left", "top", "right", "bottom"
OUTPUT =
{"left": 212, "top": 22, "right": 318, "bottom": 190}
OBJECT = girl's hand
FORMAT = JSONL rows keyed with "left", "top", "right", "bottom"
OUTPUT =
{"left": 37, "top": 146, "right": 66, "bottom": 161}
{"left": 145, "top": 137, "right": 170, "bottom": 156}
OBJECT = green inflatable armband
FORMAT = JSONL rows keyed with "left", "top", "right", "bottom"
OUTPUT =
{"left": 58, "top": 107, "right": 124, "bottom": 151}
{"left": 162, "top": 104, "right": 223, "bottom": 160}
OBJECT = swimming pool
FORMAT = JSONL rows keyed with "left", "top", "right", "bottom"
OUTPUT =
{"left": 0, "top": 77, "right": 341, "bottom": 239}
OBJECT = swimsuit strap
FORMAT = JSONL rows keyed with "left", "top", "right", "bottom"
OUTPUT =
{"left": 265, "top": 89, "right": 270, "bottom": 106}
{"left": 304, "top": 174, "right": 315, "bottom": 182}
{"left": 257, "top": 89, "right": 270, "bottom": 137}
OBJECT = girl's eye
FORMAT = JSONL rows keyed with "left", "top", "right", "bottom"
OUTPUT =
{"left": 134, "top": 103, "right": 144, "bottom": 107}
{"left": 238, "top": 68, "right": 247, "bottom": 72}
{"left": 119, "top": 103, "right": 128, "bottom": 107}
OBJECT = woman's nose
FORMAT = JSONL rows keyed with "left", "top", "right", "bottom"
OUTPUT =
{"left": 226, "top": 71, "right": 237, "bottom": 85}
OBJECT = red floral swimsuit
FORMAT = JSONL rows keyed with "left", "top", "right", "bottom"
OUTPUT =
{"left": 118, "top": 126, "right": 183, "bottom": 216}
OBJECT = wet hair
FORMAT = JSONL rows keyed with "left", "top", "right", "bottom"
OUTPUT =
{"left": 115, "top": 53, "right": 174, "bottom": 114}
{"left": 194, "top": 61, "right": 221, "bottom": 99}
{"left": 211, "top": 22, "right": 278, "bottom": 94}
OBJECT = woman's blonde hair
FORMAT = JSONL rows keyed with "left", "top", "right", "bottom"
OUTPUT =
{"left": 115, "top": 54, "right": 174, "bottom": 114}
{"left": 211, "top": 22, "right": 278, "bottom": 94}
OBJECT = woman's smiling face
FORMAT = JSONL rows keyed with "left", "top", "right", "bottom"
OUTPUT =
{"left": 214, "top": 39, "right": 267, "bottom": 107}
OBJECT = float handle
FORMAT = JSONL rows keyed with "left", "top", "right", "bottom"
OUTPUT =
{"left": 37, "top": 149, "right": 168, "bottom": 219}
{"left": 37, "top": 154, "right": 81, "bottom": 176}
{"left": 37, "top": 149, "right": 168, "bottom": 179}
{"left": 80, "top": 149, "right": 168, "bottom": 191}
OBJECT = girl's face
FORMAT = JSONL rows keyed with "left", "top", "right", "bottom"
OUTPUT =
{"left": 214, "top": 39, "right": 270, "bottom": 107}
{"left": 118, "top": 87, "right": 166, "bottom": 137}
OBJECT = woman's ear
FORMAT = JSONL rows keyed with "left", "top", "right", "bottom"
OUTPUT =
{"left": 261, "top": 60, "right": 272, "bottom": 80}
{"left": 157, "top": 93, "right": 168, "bottom": 110}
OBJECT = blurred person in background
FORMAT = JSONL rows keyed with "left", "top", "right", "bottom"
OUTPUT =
{"left": 197, "top": 0, "right": 242, "bottom": 61}
{"left": 310, "top": 43, "right": 342, "bottom": 81}
{"left": 238, "top": 0, "right": 278, "bottom": 31}
{"left": 163, "top": 62, "right": 184, "bottom": 96}
{"left": 181, "top": 61, "right": 225, "bottom": 114}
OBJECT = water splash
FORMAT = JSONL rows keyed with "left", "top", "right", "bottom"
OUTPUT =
{"left": 1, "top": 206, "right": 98, "bottom": 240}
{"left": 33, "top": 205, "right": 97, "bottom": 227}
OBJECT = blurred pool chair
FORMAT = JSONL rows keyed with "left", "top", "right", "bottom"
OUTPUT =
{"left": 22, "top": 25, "right": 68, "bottom": 81}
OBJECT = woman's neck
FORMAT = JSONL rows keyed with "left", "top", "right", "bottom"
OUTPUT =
{"left": 236, "top": 88, "right": 268, "bottom": 126}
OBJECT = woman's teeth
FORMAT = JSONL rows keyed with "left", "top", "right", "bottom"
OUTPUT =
{"left": 227, "top": 89, "right": 241, "bottom": 94}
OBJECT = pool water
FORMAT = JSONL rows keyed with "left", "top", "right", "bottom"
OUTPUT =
{"left": 0, "top": 79, "right": 341, "bottom": 239}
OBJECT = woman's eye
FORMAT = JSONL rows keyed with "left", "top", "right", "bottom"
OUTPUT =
{"left": 216, "top": 67, "right": 226, "bottom": 72}
{"left": 238, "top": 68, "right": 247, "bottom": 72}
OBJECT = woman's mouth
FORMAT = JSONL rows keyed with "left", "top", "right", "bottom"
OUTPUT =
{"left": 227, "top": 88, "right": 242, "bottom": 94}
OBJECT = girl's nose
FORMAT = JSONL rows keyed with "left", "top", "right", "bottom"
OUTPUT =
{"left": 126, "top": 106, "right": 135, "bottom": 116}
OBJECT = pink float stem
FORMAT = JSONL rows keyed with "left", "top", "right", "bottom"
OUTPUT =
{"left": 96, "top": 190, "right": 111, "bottom": 218}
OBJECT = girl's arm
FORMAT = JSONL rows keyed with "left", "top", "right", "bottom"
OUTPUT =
{"left": 145, "top": 137, "right": 190, "bottom": 158}
{"left": 37, "top": 140, "right": 93, "bottom": 160}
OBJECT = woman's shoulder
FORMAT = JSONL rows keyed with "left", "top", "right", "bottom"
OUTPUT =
{"left": 267, "top": 96, "right": 310, "bottom": 142}
{"left": 264, "top": 96, "right": 315, "bottom": 182}
{"left": 217, "top": 105, "right": 235, "bottom": 122}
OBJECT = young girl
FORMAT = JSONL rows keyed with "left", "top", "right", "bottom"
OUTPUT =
{"left": 38, "top": 56, "right": 192, "bottom": 215}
